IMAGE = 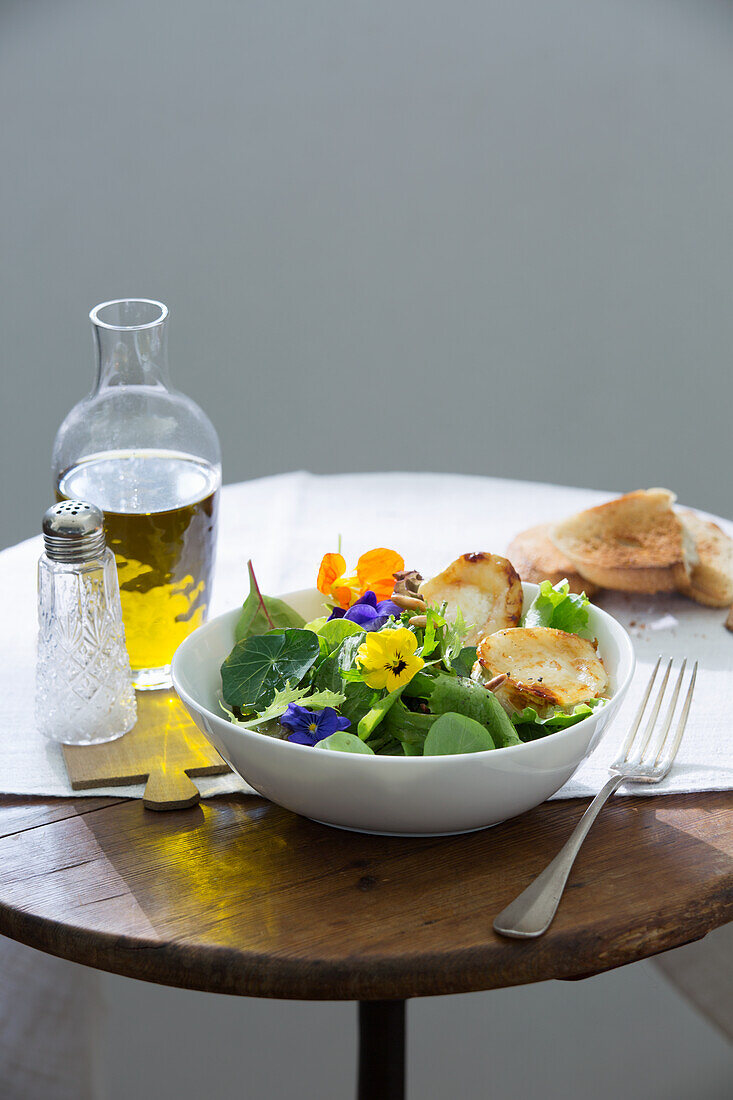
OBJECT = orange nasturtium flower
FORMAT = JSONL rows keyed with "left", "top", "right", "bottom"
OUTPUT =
{"left": 316, "top": 547, "right": 405, "bottom": 609}
{"left": 356, "top": 548, "right": 405, "bottom": 603}
{"left": 316, "top": 552, "right": 356, "bottom": 609}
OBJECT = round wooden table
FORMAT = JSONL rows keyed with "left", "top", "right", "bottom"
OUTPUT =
{"left": 0, "top": 790, "right": 731, "bottom": 1098}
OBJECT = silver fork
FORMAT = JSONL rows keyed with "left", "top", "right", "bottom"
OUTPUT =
{"left": 493, "top": 656, "right": 697, "bottom": 939}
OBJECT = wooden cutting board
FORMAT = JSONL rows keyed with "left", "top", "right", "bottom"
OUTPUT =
{"left": 62, "top": 691, "right": 230, "bottom": 810}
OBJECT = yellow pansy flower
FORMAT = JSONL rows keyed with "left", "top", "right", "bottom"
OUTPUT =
{"left": 357, "top": 628, "right": 424, "bottom": 692}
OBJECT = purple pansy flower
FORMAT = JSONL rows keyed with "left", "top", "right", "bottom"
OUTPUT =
{"left": 327, "top": 590, "right": 404, "bottom": 632}
{"left": 280, "top": 704, "right": 351, "bottom": 746}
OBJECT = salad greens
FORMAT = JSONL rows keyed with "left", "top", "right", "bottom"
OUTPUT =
{"left": 220, "top": 565, "right": 607, "bottom": 757}
{"left": 521, "top": 578, "right": 590, "bottom": 636}
{"left": 234, "top": 560, "right": 305, "bottom": 642}
{"left": 221, "top": 629, "right": 320, "bottom": 710}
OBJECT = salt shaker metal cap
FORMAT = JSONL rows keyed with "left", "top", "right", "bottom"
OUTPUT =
{"left": 42, "top": 500, "right": 107, "bottom": 562}
{"left": 36, "top": 499, "right": 137, "bottom": 745}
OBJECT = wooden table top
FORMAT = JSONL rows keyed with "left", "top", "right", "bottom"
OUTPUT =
{"left": 0, "top": 790, "right": 731, "bottom": 1001}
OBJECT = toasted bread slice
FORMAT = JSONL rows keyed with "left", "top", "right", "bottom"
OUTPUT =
{"left": 506, "top": 523, "right": 598, "bottom": 597}
{"left": 420, "top": 552, "right": 523, "bottom": 644}
{"left": 676, "top": 510, "right": 733, "bottom": 608}
{"left": 549, "top": 489, "right": 694, "bottom": 594}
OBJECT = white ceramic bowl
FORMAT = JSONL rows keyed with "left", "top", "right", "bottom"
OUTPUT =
{"left": 172, "top": 585, "right": 635, "bottom": 836}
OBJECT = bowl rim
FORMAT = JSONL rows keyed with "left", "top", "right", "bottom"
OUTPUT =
{"left": 172, "top": 583, "right": 636, "bottom": 765}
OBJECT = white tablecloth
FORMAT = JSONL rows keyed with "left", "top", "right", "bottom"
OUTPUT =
{"left": 2, "top": 470, "right": 732, "bottom": 800}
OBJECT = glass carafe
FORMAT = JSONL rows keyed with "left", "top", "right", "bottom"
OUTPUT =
{"left": 52, "top": 299, "right": 221, "bottom": 690}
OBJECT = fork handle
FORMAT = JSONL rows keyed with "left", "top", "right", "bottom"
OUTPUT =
{"left": 493, "top": 775, "right": 624, "bottom": 939}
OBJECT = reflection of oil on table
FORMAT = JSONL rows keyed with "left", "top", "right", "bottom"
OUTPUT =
{"left": 62, "top": 692, "right": 230, "bottom": 810}
{"left": 0, "top": 791, "right": 730, "bottom": 1099}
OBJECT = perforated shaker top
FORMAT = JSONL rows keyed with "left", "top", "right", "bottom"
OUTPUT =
{"left": 42, "top": 500, "right": 107, "bottom": 562}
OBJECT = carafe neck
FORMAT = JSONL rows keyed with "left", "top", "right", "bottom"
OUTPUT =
{"left": 91, "top": 299, "right": 171, "bottom": 389}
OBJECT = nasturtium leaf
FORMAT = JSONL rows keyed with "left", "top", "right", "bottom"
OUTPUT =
{"left": 221, "top": 628, "right": 320, "bottom": 709}
{"left": 317, "top": 731, "right": 375, "bottom": 754}
{"left": 234, "top": 561, "right": 305, "bottom": 643}
{"left": 423, "top": 712, "right": 495, "bottom": 756}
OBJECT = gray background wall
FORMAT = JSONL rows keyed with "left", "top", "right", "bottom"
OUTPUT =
{"left": 4, "top": 0, "right": 733, "bottom": 546}
{"left": 2, "top": 1, "right": 732, "bottom": 1097}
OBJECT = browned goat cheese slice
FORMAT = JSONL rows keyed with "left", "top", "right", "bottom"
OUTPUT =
{"left": 420, "top": 553, "right": 523, "bottom": 644}
{"left": 475, "top": 627, "right": 609, "bottom": 713}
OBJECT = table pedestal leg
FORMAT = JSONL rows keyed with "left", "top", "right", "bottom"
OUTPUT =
{"left": 357, "top": 1000, "right": 405, "bottom": 1100}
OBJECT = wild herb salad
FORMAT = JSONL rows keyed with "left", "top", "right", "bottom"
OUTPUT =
{"left": 219, "top": 548, "right": 609, "bottom": 756}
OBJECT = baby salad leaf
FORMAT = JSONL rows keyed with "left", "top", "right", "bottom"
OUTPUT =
{"left": 440, "top": 606, "right": 471, "bottom": 666}
{"left": 311, "top": 654, "right": 342, "bottom": 695}
{"left": 318, "top": 617, "right": 364, "bottom": 654}
{"left": 235, "top": 561, "right": 305, "bottom": 642}
{"left": 221, "top": 629, "right": 320, "bottom": 709}
{"left": 423, "top": 712, "right": 495, "bottom": 756}
{"left": 424, "top": 672, "right": 522, "bottom": 748}
{"left": 338, "top": 681, "right": 379, "bottom": 728}
{"left": 512, "top": 698, "right": 605, "bottom": 740}
{"left": 304, "top": 616, "right": 329, "bottom": 634}
{"left": 227, "top": 684, "right": 346, "bottom": 729}
{"left": 357, "top": 685, "right": 406, "bottom": 741}
{"left": 317, "top": 731, "right": 375, "bottom": 755}
{"left": 382, "top": 701, "right": 437, "bottom": 752}
{"left": 521, "top": 579, "right": 590, "bottom": 636}
{"left": 450, "top": 646, "right": 477, "bottom": 678}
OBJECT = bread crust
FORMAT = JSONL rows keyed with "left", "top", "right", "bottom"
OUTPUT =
{"left": 549, "top": 489, "right": 692, "bottom": 594}
{"left": 676, "top": 510, "right": 733, "bottom": 608}
{"left": 506, "top": 523, "right": 598, "bottom": 596}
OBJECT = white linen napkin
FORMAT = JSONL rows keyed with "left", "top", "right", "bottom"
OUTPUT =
{"left": 1, "top": 470, "right": 732, "bottom": 800}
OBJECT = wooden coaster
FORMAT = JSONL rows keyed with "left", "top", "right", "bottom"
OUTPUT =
{"left": 62, "top": 691, "right": 230, "bottom": 811}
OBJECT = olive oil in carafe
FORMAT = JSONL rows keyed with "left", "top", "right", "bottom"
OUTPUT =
{"left": 57, "top": 450, "right": 220, "bottom": 687}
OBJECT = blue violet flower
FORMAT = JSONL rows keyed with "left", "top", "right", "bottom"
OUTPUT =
{"left": 280, "top": 704, "right": 351, "bottom": 746}
{"left": 327, "top": 590, "right": 403, "bottom": 631}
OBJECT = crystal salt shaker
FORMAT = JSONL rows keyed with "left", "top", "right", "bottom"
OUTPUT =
{"left": 35, "top": 500, "right": 137, "bottom": 744}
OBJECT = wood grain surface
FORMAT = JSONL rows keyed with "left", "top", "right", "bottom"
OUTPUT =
{"left": 0, "top": 791, "right": 730, "bottom": 1001}
{"left": 62, "top": 691, "right": 229, "bottom": 810}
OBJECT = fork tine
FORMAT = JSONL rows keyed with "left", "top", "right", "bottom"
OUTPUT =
{"left": 628, "top": 657, "right": 673, "bottom": 764}
{"left": 615, "top": 655, "right": 661, "bottom": 762}
{"left": 655, "top": 660, "right": 697, "bottom": 771}
{"left": 646, "top": 659, "right": 687, "bottom": 765}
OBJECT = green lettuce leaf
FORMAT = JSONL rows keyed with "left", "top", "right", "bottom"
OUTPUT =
{"left": 317, "top": 617, "right": 364, "bottom": 654}
{"left": 521, "top": 579, "right": 591, "bottom": 636}
{"left": 511, "top": 698, "right": 605, "bottom": 740}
